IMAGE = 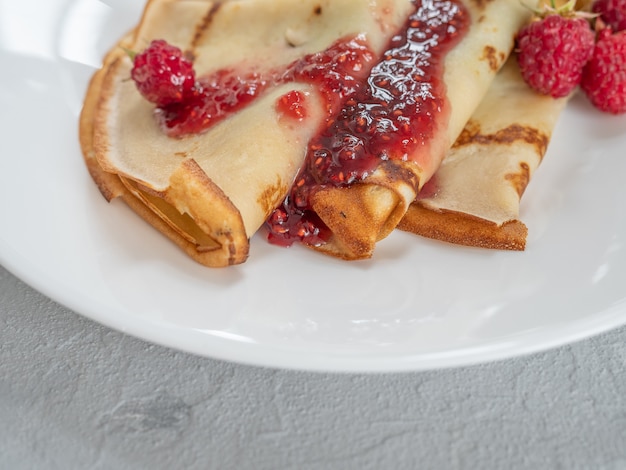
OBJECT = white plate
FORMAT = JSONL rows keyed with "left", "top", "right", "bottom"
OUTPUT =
{"left": 1, "top": 0, "right": 626, "bottom": 372}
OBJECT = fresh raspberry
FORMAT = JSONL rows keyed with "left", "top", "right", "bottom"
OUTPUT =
{"left": 516, "top": 12, "right": 595, "bottom": 98}
{"left": 130, "top": 39, "right": 196, "bottom": 107}
{"left": 592, "top": 0, "right": 626, "bottom": 33}
{"left": 581, "top": 28, "right": 626, "bottom": 114}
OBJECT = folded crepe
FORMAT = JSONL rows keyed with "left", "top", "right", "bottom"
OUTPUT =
{"left": 80, "top": 0, "right": 532, "bottom": 267}
{"left": 279, "top": 0, "right": 534, "bottom": 260}
{"left": 81, "top": 0, "right": 414, "bottom": 267}
{"left": 397, "top": 57, "right": 569, "bottom": 250}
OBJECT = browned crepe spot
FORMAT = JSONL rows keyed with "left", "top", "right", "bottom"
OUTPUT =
{"left": 257, "top": 177, "right": 289, "bottom": 216}
{"left": 191, "top": 2, "right": 223, "bottom": 51}
{"left": 454, "top": 121, "right": 550, "bottom": 156}
{"left": 481, "top": 45, "right": 504, "bottom": 72}
{"left": 505, "top": 161, "right": 531, "bottom": 198}
{"left": 453, "top": 119, "right": 481, "bottom": 147}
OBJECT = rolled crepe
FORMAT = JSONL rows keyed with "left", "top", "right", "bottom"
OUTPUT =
{"left": 397, "top": 58, "right": 569, "bottom": 250}
{"left": 295, "top": 0, "right": 533, "bottom": 260}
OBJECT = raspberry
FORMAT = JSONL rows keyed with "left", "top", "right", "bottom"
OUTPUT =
{"left": 516, "top": 13, "right": 595, "bottom": 98}
{"left": 130, "top": 39, "right": 196, "bottom": 107}
{"left": 592, "top": 0, "right": 626, "bottom": 33}
{"left": 581, "top": 28, "right": 626, "bottom": 114}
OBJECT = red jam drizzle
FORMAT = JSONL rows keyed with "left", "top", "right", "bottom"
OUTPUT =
{"left": 268, "top": 36, "right": 376, "bottom": 245}
{"left": 157, "top": 70, "right": 269, "bottom": 137}
{"left": 266, "top": 0, "right": 469, "bottom": 247}
{"left": 158, "top": 36, "right": 373, "bottom": 136}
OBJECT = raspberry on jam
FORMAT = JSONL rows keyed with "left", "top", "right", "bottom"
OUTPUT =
{"left": 130, "top": 39, "right": 196, "bottom": 107}
{"left": 156, "top": 69, "right": 269, "bottom": 137}
{"left": 129, "top": 41, "right": 270, "bottom": 136}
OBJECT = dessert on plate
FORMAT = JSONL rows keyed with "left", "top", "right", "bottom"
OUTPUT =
{"left": 80, "top": 0, "right": 532, "bottom": 267}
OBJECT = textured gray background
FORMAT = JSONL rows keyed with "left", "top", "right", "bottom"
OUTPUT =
{"left": 2, "top": 263, "right": 626, "bottom": 470}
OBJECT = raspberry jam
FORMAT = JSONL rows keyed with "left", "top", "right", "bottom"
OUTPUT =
{"left": 266, "top": 0, "right": 469, "bottom": 247}
{"left": 276, "top": 90, "right": 308, "bottom": 121}
{"left": 157, "top": 70, "right": 269, "bottom": 137}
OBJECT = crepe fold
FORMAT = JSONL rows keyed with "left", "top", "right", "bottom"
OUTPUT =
{"left": 80, "top": 0, "right": 531, "bottom": 266}
{"left": 397, "top": 58, "right": 569, "bottom": 250}
{"left": 297, "top": 0, "right": 533, "bottom": 260}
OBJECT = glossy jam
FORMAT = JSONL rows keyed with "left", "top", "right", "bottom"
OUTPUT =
{"left": 157, "top": 70, "right": 269, "bottom": 137}
{"left": 276, "top": 90, "right": 308, "bottom": 121}
{"left": 266, "top": 0, "right": 469, "bottom": 247}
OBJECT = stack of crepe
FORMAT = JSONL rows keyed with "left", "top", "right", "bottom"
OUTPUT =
{"left": 80, "top": 0, "right": 540, "bottom": 267}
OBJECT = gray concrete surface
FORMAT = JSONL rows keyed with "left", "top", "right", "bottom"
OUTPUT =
{"left": 1, "top": 264, "right": 626, "bottom": 470}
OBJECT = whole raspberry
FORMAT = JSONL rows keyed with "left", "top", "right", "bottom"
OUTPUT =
{"left": 592, "top": 0, "right": 626, "bottom": 33}
{"left": 581, "top": 28, "right": 626, "bottom": 114}
{"left": 516, "top": 7, "right": 595, "bottom": 98}
{"left": 130, "top": 39, "right": 196, "bottom": 107}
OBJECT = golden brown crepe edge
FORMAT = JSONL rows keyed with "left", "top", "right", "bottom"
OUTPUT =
{"left": 397, "top": 205, "right": 528, "bottom": 251}
{"left": 79, "top": 36, "right": 250, "bottom": 268}
{"left": 309, "top": 160, "right": 419, "bottom": 260}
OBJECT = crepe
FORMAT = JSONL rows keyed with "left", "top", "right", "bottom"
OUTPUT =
{"left": 81, "top": 0, "right": 531, "bottom": 266}
{"left": 283, "top": 0, "right": 533, "bottom": 260}
{"left": 397, "top": 58, "right": 569, "bottom": 250}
